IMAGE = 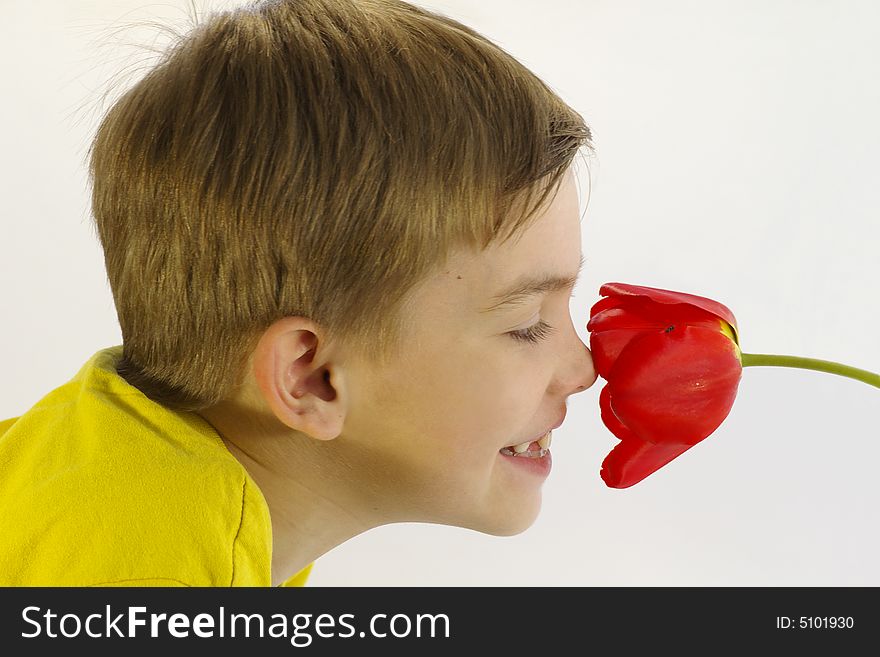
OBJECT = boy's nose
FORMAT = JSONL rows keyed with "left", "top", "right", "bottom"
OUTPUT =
{"left": 566, "top": 338, "right": 598, "bottom": 394}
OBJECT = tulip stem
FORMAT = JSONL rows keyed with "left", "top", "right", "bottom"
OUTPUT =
{"left": 740, "top": 352, "right": 880, "bottom": 389}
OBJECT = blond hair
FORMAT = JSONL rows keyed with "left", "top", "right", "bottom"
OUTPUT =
{"left": 88, "top": 0, "right": 593, "bottom": 412}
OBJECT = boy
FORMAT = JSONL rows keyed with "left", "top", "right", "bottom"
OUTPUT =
{"left": 0, "top": 0, "right": 596, "bottom": 587}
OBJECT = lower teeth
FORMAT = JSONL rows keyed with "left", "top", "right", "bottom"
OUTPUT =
{"left": 500, "top": 447, "right": 548, "bottom": 458}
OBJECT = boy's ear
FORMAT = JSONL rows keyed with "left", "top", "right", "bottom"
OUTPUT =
{"left": 252, "top": 317, "right": 346, "bottom": 441}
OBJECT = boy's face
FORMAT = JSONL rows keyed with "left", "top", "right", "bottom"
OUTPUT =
{"left": 348, "top": 167, "right": 597, "bottom": 535}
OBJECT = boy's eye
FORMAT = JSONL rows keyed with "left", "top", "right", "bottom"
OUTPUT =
{"left": 508, "top": 319, "right": 555, "bottom": 344}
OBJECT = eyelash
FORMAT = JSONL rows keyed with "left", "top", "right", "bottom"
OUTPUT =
{"left": 508, "top": 319, "right": 556, "bottom": 344}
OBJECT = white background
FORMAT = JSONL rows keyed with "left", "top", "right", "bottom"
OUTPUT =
{"left": 1, "top": 0, "right": 878, "bottom": 586}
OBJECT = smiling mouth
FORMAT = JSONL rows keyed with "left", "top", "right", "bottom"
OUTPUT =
{"left": 499, "top": 431, "right": 552, "bottom": 458}
{"left": 500, "top": 446, "right": 549, "bottom": 458}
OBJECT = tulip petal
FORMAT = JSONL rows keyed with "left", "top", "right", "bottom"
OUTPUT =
{"left": 588, "top": 297, "right": 719, "bottom": 377}
{"left": 599, "top": 378, "right": 697, "bottom": 488}
{"left": 600, "top": 436, "right": 695, "bottom": 488}
{"left": 587, "top": 300, "right": 669, "bottom": 334}
{"left": 587, "top": 302, "right": 726, "bottom": 380}
{"left": 588, "top": 294, "right": 624, "bottom": 319}
{"left": 598, "top": 383, "right": 638, "bottom": 442}
{"left": 609, "top": 325, "right": 742, "bottom": 445}
{"left": 589, "top": 327, "right": 659, "bottom": 380}
{"left": 597, "top": 282, "right": 740, "bottom": 346}
{"left": 588, "top": 299, "right": 733, "bottom": 379}
{"left": 590, "top": 297, "right": 730, "bottom": 336}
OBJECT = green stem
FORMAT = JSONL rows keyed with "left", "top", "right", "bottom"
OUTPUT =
{"left": 740, "top": 352, "right": 880, "bottom": 389}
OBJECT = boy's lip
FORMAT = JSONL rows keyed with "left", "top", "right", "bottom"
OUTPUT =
{"left": 503, "top": 411, "right": 566, "bottom": 449}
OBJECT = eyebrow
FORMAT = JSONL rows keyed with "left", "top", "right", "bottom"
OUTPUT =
{"left": 481, "top": 253, "right": 586, "bottom": 313}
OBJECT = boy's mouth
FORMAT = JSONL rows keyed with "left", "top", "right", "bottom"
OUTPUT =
{"left": 499, "top": 430, "right": 552, "bottom": 458}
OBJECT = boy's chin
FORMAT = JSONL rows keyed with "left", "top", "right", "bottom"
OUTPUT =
{"left": 463, "top": 501, "right": 542, "bottom": 537}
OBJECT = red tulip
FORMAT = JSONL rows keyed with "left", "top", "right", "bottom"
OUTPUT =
{"left": 586, "top": 283, "right": 743, "bottom": 488}
{"left": 586, "top": 282, "right": 879, "bottom": 489}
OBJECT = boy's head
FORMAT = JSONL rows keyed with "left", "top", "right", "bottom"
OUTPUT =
{"left": 88, "top": 0, "right": 596, "bottom": 535}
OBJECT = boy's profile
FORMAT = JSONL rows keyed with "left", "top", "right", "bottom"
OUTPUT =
{"left": 0, "top": 0, "right": 597, "bottom": 587}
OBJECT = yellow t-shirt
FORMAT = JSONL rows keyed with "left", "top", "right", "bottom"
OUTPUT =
{"left": 0, "top": 345, "right": 313, "bottom": 587}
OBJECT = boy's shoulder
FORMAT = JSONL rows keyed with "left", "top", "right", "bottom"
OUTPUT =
{"left": 0, "top": 346, "right": 274, "bottom": 587}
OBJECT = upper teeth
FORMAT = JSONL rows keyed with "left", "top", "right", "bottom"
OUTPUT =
{"left": 511, "top": 431, "right": 552, "bottom": 453}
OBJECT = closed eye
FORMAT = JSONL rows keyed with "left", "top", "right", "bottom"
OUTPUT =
{"left": 508, "top": 320, "right": 555, "bottom": 344}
